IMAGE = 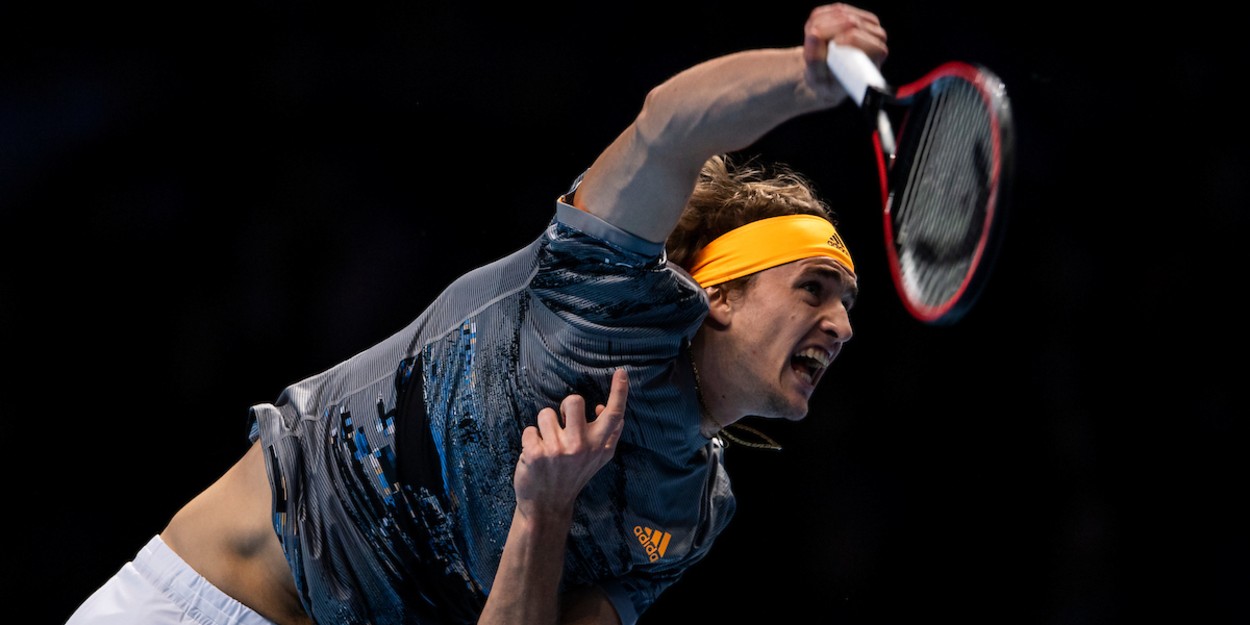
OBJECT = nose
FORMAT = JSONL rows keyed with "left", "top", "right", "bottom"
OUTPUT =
{"left": 820, "top": 300, "right": 853, "bottom": 344}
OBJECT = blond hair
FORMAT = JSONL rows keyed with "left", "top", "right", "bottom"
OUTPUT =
{"left": 666, "top": 154, "right": 836, "bottom": 292}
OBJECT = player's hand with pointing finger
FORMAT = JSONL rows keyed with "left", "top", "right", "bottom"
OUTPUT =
{"left": 513, "top": 368, "right": 629, "bottom": 521}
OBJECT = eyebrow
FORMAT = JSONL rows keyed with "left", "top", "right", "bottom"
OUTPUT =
{"left": 806, "top": 264, "right": 859, "bottom": 303}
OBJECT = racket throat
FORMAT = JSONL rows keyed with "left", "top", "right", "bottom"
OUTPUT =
{"left": 874, "top": 110, "right": 896, "bottom": 160}
{"left": 860, "top": 87, "right": 897, "bottom": 159}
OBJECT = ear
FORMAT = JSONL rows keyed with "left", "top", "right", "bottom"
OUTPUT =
{"left": 704, "top": 285, "right": 734, "bottom": 328}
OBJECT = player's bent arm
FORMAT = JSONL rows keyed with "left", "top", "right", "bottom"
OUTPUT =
{"left": 573, "top": 3, "right": 887, "bottom": 244}
{"left": 573, "top": 47, "right": 827, "bottom": 244}
{"left": 478, "top": 508, "right": 620, "bottom": 625}
{"left": 477, "top": 370, "right": 628, "bottom": 625}
{"left": 477, "top": 505, "right": 577, "bottom": 625}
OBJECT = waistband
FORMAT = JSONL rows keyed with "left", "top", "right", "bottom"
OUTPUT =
{"left": 132, "top": 535, "right": 275, "bottom": 625}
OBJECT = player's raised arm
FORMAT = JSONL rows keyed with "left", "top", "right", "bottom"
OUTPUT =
{"left": 572, "top": 3, "right": 887, "bottom": 244}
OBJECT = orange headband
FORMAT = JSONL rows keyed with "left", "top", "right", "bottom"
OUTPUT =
{"left": 687, "top": 214, "right": 854, "bottom": 288}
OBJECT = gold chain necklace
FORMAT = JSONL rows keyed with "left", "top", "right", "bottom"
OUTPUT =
{"left": 687, "top": 346, "right": 782, "bottom": 451}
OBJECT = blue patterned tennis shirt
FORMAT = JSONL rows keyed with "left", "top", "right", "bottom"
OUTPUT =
{"left": 249, "top": 198, "right": 736, "bottom": 625}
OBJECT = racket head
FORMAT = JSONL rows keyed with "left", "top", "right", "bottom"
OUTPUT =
{"left": 879, "top": 61, "right": 1014, "bottom": 325}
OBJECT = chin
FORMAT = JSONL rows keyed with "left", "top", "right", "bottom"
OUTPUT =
{"left": 785, "top": 406, "right": 810, "bottom": 422}
{"left": 758, "top": 383, "right": 812, "bottom": 421}
{"left": 766, "top": 397, "right": 809, "bottom": 422}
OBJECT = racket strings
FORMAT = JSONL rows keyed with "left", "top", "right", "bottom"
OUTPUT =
{"left": 890, "top": 77, "right": 994, "bottom": 308}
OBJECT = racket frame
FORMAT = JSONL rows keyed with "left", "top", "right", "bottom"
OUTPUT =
{"left": 827, "top": 46, "right": 1012, "bottom": 325}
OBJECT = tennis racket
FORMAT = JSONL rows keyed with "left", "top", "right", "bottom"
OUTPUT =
{"left": 827, "top": 45, "right": 1014, "bottom": 325}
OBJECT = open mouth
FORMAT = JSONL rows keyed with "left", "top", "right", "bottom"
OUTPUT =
{"left": 791, "top": 347, "right": 832, "bottom": 385}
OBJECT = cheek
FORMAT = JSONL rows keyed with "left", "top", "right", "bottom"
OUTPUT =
{"left": 767, "top": 296, "right": 803, "bottom": 320}
{"left": 780, "top": 305, "right": 807, "bottom": 330}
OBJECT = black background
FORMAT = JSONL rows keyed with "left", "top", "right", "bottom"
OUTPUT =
{"left": 4, "top": 2, "right": 1245, "bottom": 624}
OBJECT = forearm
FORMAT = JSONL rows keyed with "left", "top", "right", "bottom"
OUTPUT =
{"left": 576, "top": 46, "right": 843, "bottom": 242}
{"left": 639, "top": 47, "right": 839, "bottom": 166}
{"left": 486, "top": 371, "right": 628, "bottom": 625}
{"left": 477, "top": 507, "right": 573, "bottom": 625}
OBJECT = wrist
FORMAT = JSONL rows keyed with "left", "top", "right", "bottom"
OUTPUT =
{"left": 514, "top": 500, "right": 575, "bottom": 532}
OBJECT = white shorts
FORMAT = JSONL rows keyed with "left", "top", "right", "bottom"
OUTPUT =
{"left": 65, "top": 535, "right": 276, "bottom": 625}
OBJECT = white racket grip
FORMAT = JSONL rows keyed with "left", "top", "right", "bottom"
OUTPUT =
{"left": 825, "top": 44, "right": 886, "bottom": 108}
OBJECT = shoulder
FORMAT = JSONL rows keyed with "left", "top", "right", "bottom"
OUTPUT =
{"left": 546, "top": 201, "right": 666, "bottom": 265}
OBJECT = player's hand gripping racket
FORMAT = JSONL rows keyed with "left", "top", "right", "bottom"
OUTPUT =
{"left": 827, "top": 45, "right": 1014, "bottom": 325}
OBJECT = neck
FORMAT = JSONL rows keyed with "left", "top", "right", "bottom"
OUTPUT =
{"left": 689, "top": 332, "right": 738, "bottom": 438}
{"left": 688, "top": 334, "right": 784, "bottom": 451}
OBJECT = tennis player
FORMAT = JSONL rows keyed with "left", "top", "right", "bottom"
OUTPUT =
{"left": 65, "top": 4, "right": 887, "bottom": 624}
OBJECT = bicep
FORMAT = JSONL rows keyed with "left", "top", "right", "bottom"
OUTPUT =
{"left": 572, "top": 47, "right": 820, "bottom": 244}
{"left": 572, "top": 119, "right": 701, "bottom": 245}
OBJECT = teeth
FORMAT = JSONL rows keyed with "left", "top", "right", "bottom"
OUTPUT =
{"left": 795, "top": 347, "right": 831, "bottom": 368}
{"left": 792, "top": 348, "right": 832, "bottom": 385}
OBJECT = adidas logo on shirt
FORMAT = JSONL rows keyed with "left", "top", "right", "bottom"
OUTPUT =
{"left": 633, "top": 525, "right": 672, "bottom": 562}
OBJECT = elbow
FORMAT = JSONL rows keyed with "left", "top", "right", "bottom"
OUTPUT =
{"left": 632, "top": 82, "right": 714, "bottom": 164}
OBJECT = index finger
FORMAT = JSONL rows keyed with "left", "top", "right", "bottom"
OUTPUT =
{"left": 596, "top": 368, "right": 629, "bottom": 419}
{"left": 592, "top": 369, "right": 629, "bottom": 446}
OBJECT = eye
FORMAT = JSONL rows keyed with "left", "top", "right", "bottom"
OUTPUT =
{"left": 800, "top": 282, "right": 830, "bottom": 306}
{"left": 842, "top": 293, "right": 856, "bottom": 311}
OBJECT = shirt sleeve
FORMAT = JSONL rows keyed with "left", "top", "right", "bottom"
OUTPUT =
{"left": 596, "top": 545, "right": 714, "bottom": 625}
{"left": 599, "top": 579, "right": 643, "bottom": 625}
{"left": 531, "top": 201, "right": 707, "bottom": 340}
